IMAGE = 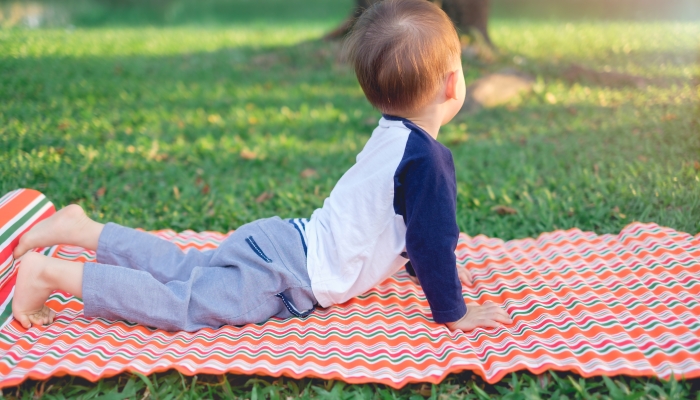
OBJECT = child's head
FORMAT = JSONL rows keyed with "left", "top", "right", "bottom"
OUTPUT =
{"left": 344, "top": 0, "right": 464, "bottom": 121}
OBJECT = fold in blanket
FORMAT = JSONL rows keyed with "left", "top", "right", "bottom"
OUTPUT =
{"left": 0, "top": 189, "right": 699, "bottom": 389}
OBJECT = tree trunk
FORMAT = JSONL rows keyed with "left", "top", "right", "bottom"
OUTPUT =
{"left": 441, "top": 0, "right": 492, "bottom": 46}
{"left": 325, "top": 0, "right": 492, "bottom": 48}
{"left": 324, "top": 0, "right": 377, "bottom": 41}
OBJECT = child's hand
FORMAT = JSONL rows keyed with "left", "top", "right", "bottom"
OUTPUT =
{"left": 457, "top": 266, "right": 472, "bottom": 286}
{"left": 445, "top": 301, "right": 512, "bottom": 332}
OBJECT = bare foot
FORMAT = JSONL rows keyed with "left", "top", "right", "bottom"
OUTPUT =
{"left": 13, "top": 204, "right": 90, "bottom": 259}
{"left": 12, "top": 253, "right": 57, "bottom": 329}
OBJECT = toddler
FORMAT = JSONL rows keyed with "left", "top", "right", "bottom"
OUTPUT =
{"left": 12, "top": 0, "right": 512, "bottom": 332}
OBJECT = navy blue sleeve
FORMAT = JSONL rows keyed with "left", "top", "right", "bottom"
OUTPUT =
{"left": 394, "top": 128, "right": 466, "bottom": 324}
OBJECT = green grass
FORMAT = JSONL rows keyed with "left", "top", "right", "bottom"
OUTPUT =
{"left": 1, "top": 0, "right": 700, "bottom": 398}
{"left": 2, "top": 371, "right": 698, "bottom": 399}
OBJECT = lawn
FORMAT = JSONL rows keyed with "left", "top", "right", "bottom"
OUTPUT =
{"left": 1, "top": 0, "right": 699, "bottom": 398}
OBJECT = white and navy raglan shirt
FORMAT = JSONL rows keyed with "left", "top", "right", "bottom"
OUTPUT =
{"left": 302, "top": 115, "right": 466, "bottom": 323}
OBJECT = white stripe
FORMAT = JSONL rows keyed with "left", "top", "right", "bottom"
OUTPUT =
{"left": 0, "top": 190, "right": 21, "bottom": 208}
{"left": 0, "top": 201, "right": 53, "bottom": 251}
{"left": 291, "top": 218, "right": 309, "bottom": 246}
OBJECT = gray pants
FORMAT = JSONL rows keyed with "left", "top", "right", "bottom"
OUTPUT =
{"left": 82, "top": 217, "right": 316, "bottom": 332}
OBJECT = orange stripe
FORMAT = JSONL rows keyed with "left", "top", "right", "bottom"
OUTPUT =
{"left": 0, "top": 190, "right": 44, "bottom": 228}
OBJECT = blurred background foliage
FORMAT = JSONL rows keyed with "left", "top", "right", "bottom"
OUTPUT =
{"left": 1, "top": 0, "right": 699, "bottom": 28}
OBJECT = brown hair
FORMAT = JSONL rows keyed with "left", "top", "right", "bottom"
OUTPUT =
{"left": 343, "top": 0, "right": 461, "bottom": 115}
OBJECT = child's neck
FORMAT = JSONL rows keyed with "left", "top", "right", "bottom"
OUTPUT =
{"left": 396, "top": 103, "right": 443, "bottom": 140}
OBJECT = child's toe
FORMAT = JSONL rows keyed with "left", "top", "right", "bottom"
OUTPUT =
{"left": 29, "top": 312, "right": 43, "bottom": 327}
{"left": 13, "top": 240, "right": 27, "bottom": 259}
{"left": 14, "top": 314, "right": 32, "bottom": 329}
{"left": 29, "top": 307, "right": 54, "bottom": 326}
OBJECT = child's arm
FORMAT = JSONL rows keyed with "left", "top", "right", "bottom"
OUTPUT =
{"left": 396, "top": 139, "right": 511, "bottom": 331}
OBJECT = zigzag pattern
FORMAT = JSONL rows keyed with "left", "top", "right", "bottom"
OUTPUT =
{"left": 0, "top": 189, "right": 698, "bottom": 388}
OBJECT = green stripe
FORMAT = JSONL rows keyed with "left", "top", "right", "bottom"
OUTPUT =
{"left": 3, "top": 296, "right": 696, "bottom": 349}
{"left": 0, "top": 197, "right": 50, "bottom": 245}
{"left": 0, "top": 299, "right": 13, "bottom": 329}
{"left": 3, "top": 340, "right": 696, "bottom": 369}
{"left": 473, "top": 257, "right": 697, "bottom": 281}
{"left": 0, "top": 259, "right": 15, "bottom": 282}
{"left": 511, "top": 297, "right": 700, "bottom": 318}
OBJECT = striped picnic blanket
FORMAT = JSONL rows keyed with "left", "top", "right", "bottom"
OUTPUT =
{"left": 0, "top": 188, "right": 698, "bottom": 388}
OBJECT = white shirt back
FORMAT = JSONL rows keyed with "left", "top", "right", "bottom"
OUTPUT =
{"left": 305, "top": 118, "right": 412, "bottom": 307}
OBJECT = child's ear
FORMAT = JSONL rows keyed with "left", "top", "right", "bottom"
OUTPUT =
{"left": 444, "top": 70, "right": 459, "bottom": 101}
